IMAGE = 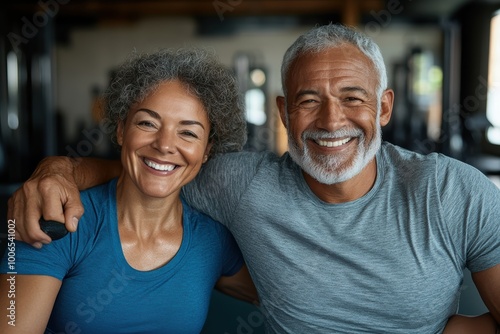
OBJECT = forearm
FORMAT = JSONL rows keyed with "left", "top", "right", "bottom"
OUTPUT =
{"left": 69, "top": 157, "right": 121, "bottom": 190}
{"left": 36, "top": 156, "right": 121, "bottom": 190}
{"left": 472, "top": 263, "right": 500, "bottom": 328}
{"left": 443, "top": 313, "right": 498, "bottom": 334}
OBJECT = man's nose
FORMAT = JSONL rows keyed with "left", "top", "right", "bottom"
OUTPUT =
{"left": 315, "top": 99, "right": 346, "bottom": 131}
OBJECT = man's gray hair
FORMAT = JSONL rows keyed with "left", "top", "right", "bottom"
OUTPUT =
{"left": 281, "top": 24, "right": 387, "bottom": 99}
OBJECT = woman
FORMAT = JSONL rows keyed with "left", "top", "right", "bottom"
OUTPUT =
{"left": 0, "top": 48, "right": 257, "bottom": 333}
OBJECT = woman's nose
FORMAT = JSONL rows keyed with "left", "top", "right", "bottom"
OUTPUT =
{"left": 152, "top": 128, "right": 176, "bottom": 153}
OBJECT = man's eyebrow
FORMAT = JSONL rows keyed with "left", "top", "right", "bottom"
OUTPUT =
{"left": 136, "top": 108, "right": 206, "bottom": 130}
{"left": 294, "top": 87, "right": 369, "bottom": 99}
{"left": 339, "top": 86, "right": 369, "bottom": 97}
{"left": 295, "top": 89, "right": 320, "bottom": 99}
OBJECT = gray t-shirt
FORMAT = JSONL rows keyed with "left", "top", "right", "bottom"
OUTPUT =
{"left": 182, "top": 142, "right": 500, "bottom": 333}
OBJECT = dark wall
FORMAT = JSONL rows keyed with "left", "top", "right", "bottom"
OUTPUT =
{"left": 453, "top": 2, "right": 500, "bottom": 157}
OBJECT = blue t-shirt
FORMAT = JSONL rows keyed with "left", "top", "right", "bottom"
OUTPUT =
{"left": 1, "top": 178, "right": 243, "bottom": 333}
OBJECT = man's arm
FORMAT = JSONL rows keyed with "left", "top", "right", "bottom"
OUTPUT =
{"left": 8, "top": 156, "right": 121, "bottom": 247}
{"left": 443, "top": 313, "right": 498, "bottom": 333}
{"left": 443, "top": 264, "right": 500, "bottom": 333}
{"left": 473, "top": 264, "right": 500, "bottom": 326}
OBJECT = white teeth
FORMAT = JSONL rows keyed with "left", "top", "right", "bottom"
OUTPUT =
{"left": 144, "top": 159, "right": 175, "bottom": 172}
{"left": 316, "top": 137, "right": 351, "bottom": 147}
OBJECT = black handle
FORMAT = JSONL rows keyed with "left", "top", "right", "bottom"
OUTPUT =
{"left": 39, "top": 219, "right": 69, "bottom": 240}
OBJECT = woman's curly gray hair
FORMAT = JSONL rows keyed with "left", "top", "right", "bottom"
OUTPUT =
{"left": 104, "top": 48, "right": 247, "bottom": 157}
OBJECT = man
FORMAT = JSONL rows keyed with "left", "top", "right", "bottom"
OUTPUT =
{"left": 8, "top": 24, "right": 500, "bottom": 333}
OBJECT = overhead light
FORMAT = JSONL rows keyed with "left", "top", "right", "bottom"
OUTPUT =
{"left": 250, "top": 68, "right": 266, "bottom": 87}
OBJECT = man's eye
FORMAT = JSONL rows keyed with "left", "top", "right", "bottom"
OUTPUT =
{"left": 299, "top": 99, "right": 318, "bottom": 107}
{"left": 345, "top": 97, "right": 362, "bottom": 103}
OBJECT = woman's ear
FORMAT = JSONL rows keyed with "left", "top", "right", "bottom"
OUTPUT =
{"left": 116, "top": 120, "right": 124, "bottom": 146}
{"left": 203, "top": 142, "right": 213, "bottom": 163}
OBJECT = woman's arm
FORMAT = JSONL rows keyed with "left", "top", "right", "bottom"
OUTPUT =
{"left": 215, "top": 264, "right": 259, "bottom": 305}
{"left": 0, "top": 274, "right": 62, "bottom": 333}
{"left": 9, "top": 156, "right": 121, "bottom": 247}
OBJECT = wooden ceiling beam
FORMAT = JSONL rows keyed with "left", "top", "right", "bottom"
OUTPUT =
{"left": 7, "top": 0, "right": 385, "bottom": 20}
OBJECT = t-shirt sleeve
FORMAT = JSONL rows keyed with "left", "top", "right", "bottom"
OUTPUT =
{"left": 437, "top": 155, "right": 500, "bottom": 272}
{"left": 0, "top": 231, "right": 74, "bottom": 281}
{"left": 181, "top": 151, "right": 265, "bottom": 227}
{"left": 1, "top": 191, "right": 97, "bottom": 280}
{"left": 217, "top": 224, "right": 244, "bottom": 277}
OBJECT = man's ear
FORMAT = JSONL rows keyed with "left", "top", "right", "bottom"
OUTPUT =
{"left": 379, "top": 89, "right": 394, "bottom": 127}
{"left": 276, "top": 96, "right": 287, "bottom": 129}
{"left": 116, "top": 120, "right": 124, "bottom": 146}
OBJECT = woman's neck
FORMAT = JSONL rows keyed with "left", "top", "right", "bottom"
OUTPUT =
{"left": 115, "top": 175, "right": 184, "bottom": 235}
{"left": 114, "top": 175, "right": 185, "bottom": 271}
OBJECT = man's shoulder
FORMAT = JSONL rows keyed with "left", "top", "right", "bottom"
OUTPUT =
{"left": 210, "top": 150, "right": 279, "bottom": 163}
{"left": 381, "top": 141, "right": 435, "bottom": 160}
{"left": 380, "top": 142, "right": 489, "bottom": 186}
{"left": 206, "top": 150, "right": 287, "bottom": 173}
{"left": 380, "top": 142, "right": 460, "bottom": 169}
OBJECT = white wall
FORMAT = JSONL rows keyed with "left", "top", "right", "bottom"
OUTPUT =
{"left": 54, "top": 17, "right": 442, "bottom": 141}
{"left": 55, "top": 17, "right": 312, "bottom": 140}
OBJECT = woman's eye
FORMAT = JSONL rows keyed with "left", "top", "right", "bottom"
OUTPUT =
{"left": 137, "top": 120, "right": 156, "bottom": 128}
{"left": 181, "top": 130, "right": 198, "bottom": 138}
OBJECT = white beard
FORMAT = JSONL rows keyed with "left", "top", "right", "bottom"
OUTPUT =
{"left": 287, "top": 118, "right": 382, "bottom": 185}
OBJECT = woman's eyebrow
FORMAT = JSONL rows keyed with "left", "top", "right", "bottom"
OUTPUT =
{"left": 136, "top": 108, "right": 161, "bottom": 119}
{"left": 136, "top": 108, "right": 206, "bottom": 130}
{"left": 180, "top": 120, "right": 206, "bottom": 130}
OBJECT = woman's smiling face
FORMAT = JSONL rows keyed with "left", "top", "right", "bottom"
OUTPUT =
{"left": 117, "top": 80, "right": 212, "bottom": 198}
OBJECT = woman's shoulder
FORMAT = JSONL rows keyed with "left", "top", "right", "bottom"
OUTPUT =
{"left": 78, "top": 179, "right": 117, "bottom": 232}
{"left": 181, "top": 200, "right": 230, "bottom": 236}
{"left": 80, "top": 178, "right": 116, "bottom": 200}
